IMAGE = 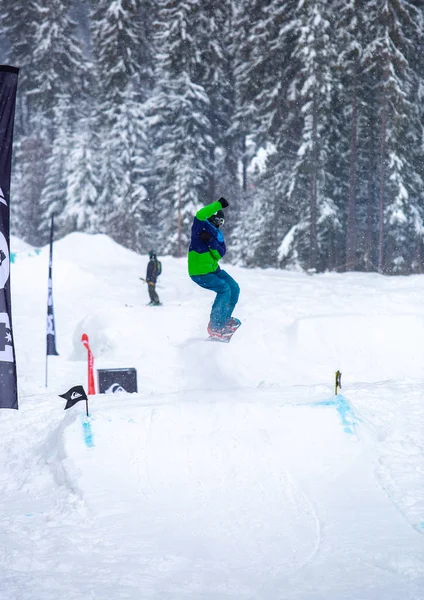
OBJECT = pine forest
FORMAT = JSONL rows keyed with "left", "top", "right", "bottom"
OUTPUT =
{"left": 2, "top": 0, "right": 424, "bottom": 274}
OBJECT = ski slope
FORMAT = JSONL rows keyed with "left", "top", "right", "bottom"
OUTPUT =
{"left": 0, "top": 233, "right": 423, "bottom": 599}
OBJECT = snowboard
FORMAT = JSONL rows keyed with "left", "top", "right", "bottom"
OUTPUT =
{"left": 207, "top": 320, "right": 241, "bottom": 343}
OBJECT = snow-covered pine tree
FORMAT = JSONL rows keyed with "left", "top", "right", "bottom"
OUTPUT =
{"left": 332, "top": 0, "right": 364, "bottom": 271}
{"left": 233, "top": 0, "right": 275, "bottom": 197}
{"left": 89, "top": 0, "right": 155, "bottom": 250}
{"left": 232, "top": 0, "right": 301, "bottom": 268}
{"left": 10, "top": 136, "right": 50, "bottom": 246}
{"left": 279, "top": 0, "right": 343, "bottom": 272}
{"left": 191, "top": 1, "right": 238, "bottom": 204}
{"left": 149, "top": 76, "right": 213, "bottom": 257}
{"left": 65, "top": 119, "right": 99, "bottom": 234}
{"left": 100, "top": 79, "right": 154, "bottom": 252}
{"left": 229, "top": 172, "right": 267, "bottom": 268}
{"left": 2, "top": 0, "right": 48, "bottom": 244}
{"left": 39, "top": 94, "right": 100, "bottom": 238}
{"left": 214, "top": 3, "right": 243, "bottom": 224}
{"left": 39, "top": 96, "right": 73, "bottom": 241}
{"left": 10, "top": 0, "right": 90, "bottom": 245}
{"left": 38, "top": 47, "right": 99, "bottom": 241}
{"left": 410, "top": 5, "right": 424, "bottom": 271}
{"left": 30, "top": 0, "right": 89, "bottom": 135}
{"left": 353, "top": 1, "right": 382, "bottom": 272}
{"left": 150, "top": 0, "right": 214, "bottom": 256}
{"left": 363, "top": 0, "right": 423, "bottom": 274}
{"left": 0, "top": 0, "right": 40, "bottom": 136}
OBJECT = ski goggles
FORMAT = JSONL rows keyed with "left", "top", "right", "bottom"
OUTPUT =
{"left": 209, "top": 214, "right": 225, "bottom": 227}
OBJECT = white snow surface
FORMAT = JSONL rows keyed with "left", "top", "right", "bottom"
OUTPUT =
{"left": 1, "top": 232, "right": 423, "bottom": 600}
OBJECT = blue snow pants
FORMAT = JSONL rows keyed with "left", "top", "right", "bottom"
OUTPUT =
{"left": 191, "top": 269, "right": 240, "bottom": 330}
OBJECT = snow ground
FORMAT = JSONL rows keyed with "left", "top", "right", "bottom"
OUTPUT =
{"left": 0, "top": 232, "right": 423, "bottom": 599}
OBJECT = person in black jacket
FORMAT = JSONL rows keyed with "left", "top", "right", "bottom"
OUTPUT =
{"left": 146, "top": 251, "right": 161, "bottom": 306}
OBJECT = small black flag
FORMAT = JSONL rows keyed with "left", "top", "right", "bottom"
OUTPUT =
{"left": 59, "top": 385, "right": 88, "bottom": 410}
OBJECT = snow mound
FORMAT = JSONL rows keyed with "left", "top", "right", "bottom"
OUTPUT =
{"left": 10, "top": 236, "right": 35, "bottom": 253}
{"left": 53, "top": 232, "right": 143, "bottom": 266}
{"left": 286, "top": 314, "right": 424, "bottom": 382}
{"left": 70, "top": 312, "right": 116, "bottom": 360}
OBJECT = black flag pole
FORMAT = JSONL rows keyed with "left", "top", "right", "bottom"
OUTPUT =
{"left": 0, "top": 66, "right": 19, "bottom": 409}
{"left": 45, "top": 214, "right": 59, "bottom": 387}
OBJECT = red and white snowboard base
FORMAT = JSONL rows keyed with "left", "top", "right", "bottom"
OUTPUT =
{"left": 207, "top": 321, "right": 241, "bottom": 343}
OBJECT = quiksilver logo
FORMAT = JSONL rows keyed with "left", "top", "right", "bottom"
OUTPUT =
{"left": 0, "top": 187, "right": 6, "bottom": 206}
{"left": 71, "top": 391, "right": 82, "bottom": 400}
{"left": 105, "top": 383, "right": 126, "bottom": 394}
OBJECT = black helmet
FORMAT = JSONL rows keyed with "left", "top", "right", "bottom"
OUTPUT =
{"left": 149, "top": 250, "right": 156, "bottom": 259}
{"left": 208, "top": 209, "right": 225, "bottom": 229}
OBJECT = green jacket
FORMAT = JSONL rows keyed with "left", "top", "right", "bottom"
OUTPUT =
{"left": 188, "top": 200, "right": 226, "bottom": 276}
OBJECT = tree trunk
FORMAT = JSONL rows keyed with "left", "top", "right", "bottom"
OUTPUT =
{"left": 177, "top": 187, "right": 182, "bottom": 258}
{"left": 346, "top": 56, "right": 358, "bottom": 270}
{"left": 209, "top": 145, "right": 215, "bottom": 200}
{"left": 20, "top": 136, "right": 47, "bottom": 246}
{"left": 364, "top": 155, "right": 374, "bottom": 271}
{"left": 309, "top": 92, "right": 318, "bottom": 271}
{"left": 241, "top": 134, "right": 247, "bottom": 194}
{"left": 377, "top": 101, "right": 387, "bottom": 273}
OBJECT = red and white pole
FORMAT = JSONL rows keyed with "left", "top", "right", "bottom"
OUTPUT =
{"left": 81, "top": 333, "right": 96, "bottom": 395}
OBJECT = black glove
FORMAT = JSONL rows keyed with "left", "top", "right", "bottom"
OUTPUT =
{"left": 219, "top": 196, "right": 229, "bottom": 209}
{"left": 199, "top": 230, "right": 212, "bottom": 243}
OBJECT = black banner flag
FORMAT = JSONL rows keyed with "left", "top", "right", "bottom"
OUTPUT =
{"left": 0, "top": 66, "right": 19, "bottom": 410}
{"left": 59, "top": 385, "right": 88, "bottom": 412}
{"left": 46, "top": 214, "right": 59, "bottom": 356}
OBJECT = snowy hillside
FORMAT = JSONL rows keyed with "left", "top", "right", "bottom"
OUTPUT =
{"left": 0, "top": 233, "right": 423, "bottom": 600}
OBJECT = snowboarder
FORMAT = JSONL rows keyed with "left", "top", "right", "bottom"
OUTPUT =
{"left": 146, "top": 250, "right": 162, "bottom": 306}
{"left": 188, "top": 197, "right": 241, "bottom": 340}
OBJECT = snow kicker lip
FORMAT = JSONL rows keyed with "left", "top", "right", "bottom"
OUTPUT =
{"left": 310, "top": 395, "right": 358, "bottom": 437}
